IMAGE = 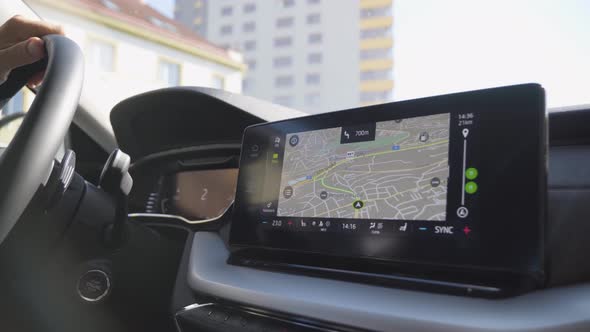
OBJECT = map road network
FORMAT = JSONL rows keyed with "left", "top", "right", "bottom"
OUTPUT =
{"left": 277, "top": 113, "right": 450, "bottom": 221}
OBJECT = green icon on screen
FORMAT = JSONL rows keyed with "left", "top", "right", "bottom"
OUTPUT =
{"left": 465, "top": 167, "right": 478, "bottom": 180}
{"left": 272, "top": 153, "right": 279, "bottom": 159}
{"left": 465, "top": 181, "right": 478, "bottom": 194}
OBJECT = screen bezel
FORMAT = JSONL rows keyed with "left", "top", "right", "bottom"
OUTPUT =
{"left": 230, "top": 84, "right": 546, "bottom": 276}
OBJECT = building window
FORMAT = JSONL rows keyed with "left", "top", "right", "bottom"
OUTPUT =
{"left": 360, "top": 6, "right": 392, "bottom": 18}
{"left": 274, "top": 36, "right": 293, "bottom": 47}
{"left": 244, "top": 3, "right": 256, "bottom": 13}
{"left": 148, "top": 16, "right": 177, "bottom": 32}
{"left": 306, "top": 73, "right": 321, "bottom": 85}
{"left": 193, "top": 14, "right": 202, "bottom": 25}
{"left": 360, "top": 27, "right": 391, "bottom": 39}
{"left": 87, "top": 39, "right": 115, "bottom": 72}
{"left": 221, "top": 6, "right": 233, "bottom": 16}
{"left": 243, "top": 21, "right": 256, "bottom": 32}
{"left": 102, "top": 0, "right": 119, "bottom": 11}
{"left": 244, "top": 40, "right": 257, "bottom": 51}
{"left": 307, "top": 0, "right": 320, "bottom": 4}
{"left": 273, "top": 56, "right": 292, "bottom": 68}
{"left": 246, "top": 59, "right": 257, "bottom": 70}
{"left": 276, "top": 17, "right": 294, "bottom": 28}
{"left": 305, "top": 92, "right": 321, "bottom": 107}
{"left": 308, "top": 53, "right": 322, "bottom": 64}
{"left": 273, "top": 95, "right": 294, "bottom": 106}
{"left": 158, "top": 60, "right": 180, "bottom": 86}
{"left": 220, "top": 25, "right": 233, "bottom": 35}
{"left": 243, "top": 78, "right": 254, "bottom": 91}
{"left": 275, "top": 75, "right": 294, "bottom": 88}
{"left": 308, "top": 33, "right": 322, "bottom": 44}
{"left": 360, "top": 48, "right": 392, "bottom": 60}
{"left": 360, "top": 91, "right": 392, "bottom": 103}
{"left": 211, "top": 75, "right": 225, "bottom": 89}
{"left": 306, "top": 13, "right": 321, "bottom": 24}
{"left": 282, "top": 0, "right": 295, "bottom": 8}
{"left": 360, "top": 70, "right": 392, "bottom": 81}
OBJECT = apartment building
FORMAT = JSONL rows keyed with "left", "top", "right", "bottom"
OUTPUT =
{"left": 175, "top": 0, "right": 394, "bottom": 113}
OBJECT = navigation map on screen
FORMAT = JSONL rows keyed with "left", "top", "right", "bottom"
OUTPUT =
{"left": 277, "top": 113, "right": 450, "bottom": 221}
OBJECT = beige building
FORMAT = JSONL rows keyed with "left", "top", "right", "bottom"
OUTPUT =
{"left": 2, "top": 0, "right": 246, "bottom": 119}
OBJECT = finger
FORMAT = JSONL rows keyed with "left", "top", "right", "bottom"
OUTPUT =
{"left": 27, "top": 70, "right": 46, "bottom": 89}
{"left": 0, "top": 15, "right": 63, "bottom": 48}
{"left": 0, "top": 37, "right": 45, "bottom": 79}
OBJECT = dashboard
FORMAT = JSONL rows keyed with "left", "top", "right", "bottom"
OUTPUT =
{"left": 111, "top": 87, "right": 590, "bottom": 332}
{"left": 114, "top": 88, "right": 299, "bottom": 224}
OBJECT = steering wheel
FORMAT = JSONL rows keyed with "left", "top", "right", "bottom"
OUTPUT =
{"left": 0, "top": 35, "right": 83, "bottom": 245}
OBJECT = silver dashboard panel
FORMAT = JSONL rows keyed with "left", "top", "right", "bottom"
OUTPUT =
{"left": 188, "top": 232, "right": 590, "bottom": 332}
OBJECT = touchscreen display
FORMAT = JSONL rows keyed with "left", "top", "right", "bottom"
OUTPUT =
{"left": 277, "top": 114, "right": 450, "bottom": 222}
{"left": 231, "top": 84, "right": 545, "bottom": 275}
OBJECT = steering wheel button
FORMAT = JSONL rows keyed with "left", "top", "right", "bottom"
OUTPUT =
{"left": 77, "top": 269, "right": 111, "bottom": 302}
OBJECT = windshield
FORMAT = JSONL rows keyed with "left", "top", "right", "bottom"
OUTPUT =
{"left": 15, "top": 0, "right": 590, "bottom": 119}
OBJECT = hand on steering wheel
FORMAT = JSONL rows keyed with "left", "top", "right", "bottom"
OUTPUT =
{"left": 0, "top": 17, "right": 83, "bottom": 245}
{"left": 0, "top": 15, "right": 63, "bottom": 87}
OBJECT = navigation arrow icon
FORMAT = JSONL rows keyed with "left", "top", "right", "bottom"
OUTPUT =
{"left": 457, "top": 206, "right": 469, "bottom": 218}
{"left": 352, "top": 200, "right": 364, "bottom": 209}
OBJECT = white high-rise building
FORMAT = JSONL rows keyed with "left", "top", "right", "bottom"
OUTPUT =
{"left": 175, "top": 0, "right": 394, "bottom": 113}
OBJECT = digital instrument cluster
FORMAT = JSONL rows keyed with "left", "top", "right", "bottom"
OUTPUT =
{"left": 148, "top": 168, "right": 238, "bottom": 221}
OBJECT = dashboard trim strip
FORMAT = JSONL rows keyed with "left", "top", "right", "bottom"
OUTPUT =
{"left": 128, "top": 201, "right": 233, "bottom": 224}
{"left": 128, "top": 213, "right": 222, "bottom": 225}
{"left": 188, "top": 232, "right": 590, "bottom": 332}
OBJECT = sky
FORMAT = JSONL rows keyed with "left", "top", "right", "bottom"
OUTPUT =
{"left": 145, "top": 0, "right": 590, "bottom": 108}
{"left": 393, "top": 0, "right": 590, "bottom": 107}
{"left": 146, "top": 0, "right": 174, "bottom": 17}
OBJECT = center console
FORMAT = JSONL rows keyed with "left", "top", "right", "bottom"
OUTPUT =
{"left": 229, "top": 84, "right": 547, "bottom": 297}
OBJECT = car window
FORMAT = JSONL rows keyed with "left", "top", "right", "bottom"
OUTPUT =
{"left": 11, "top": 0, "right": 590, "bottom": 119}
{"left": 0, "top": 89, "right": 28, "bottom": 146}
